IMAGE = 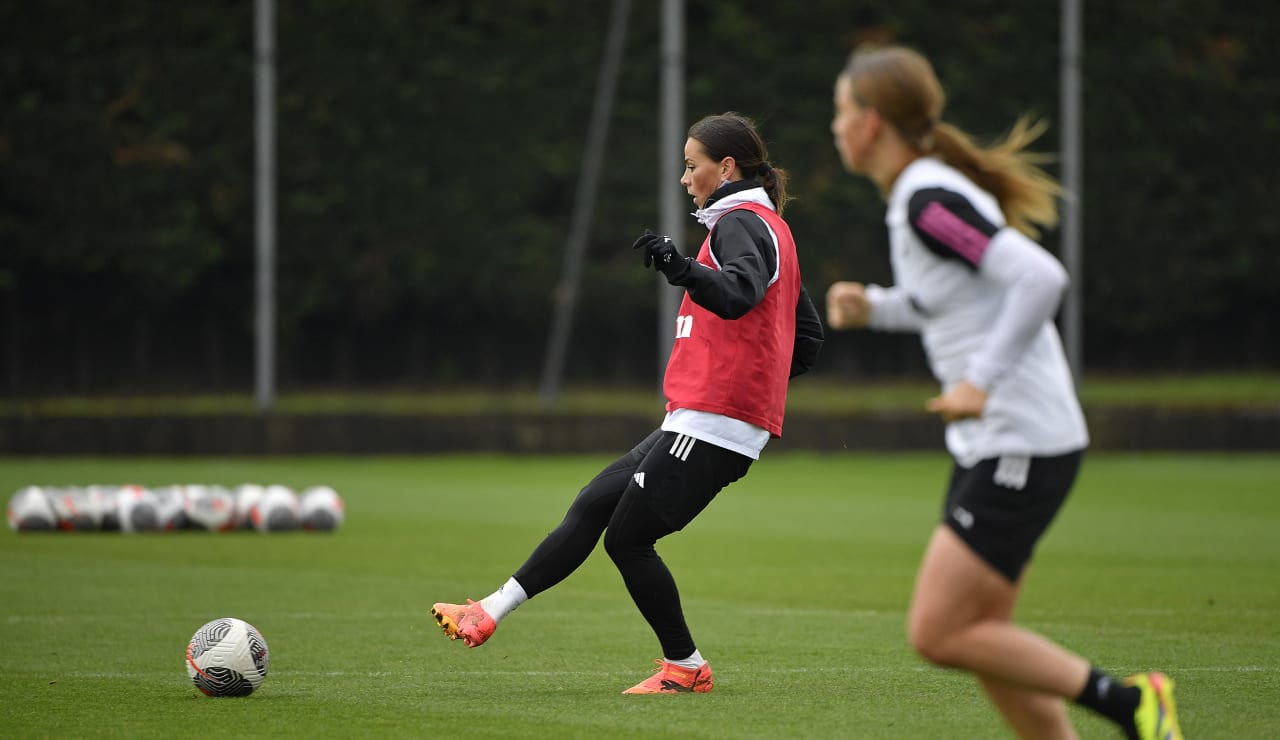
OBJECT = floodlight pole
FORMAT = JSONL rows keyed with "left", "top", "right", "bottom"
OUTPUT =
{"left": 537, "top": 0, "right": 631, "bottom": 405}
{"left": 254, "top": 0, "right": 277, "bottom": 413}
{"left": 1060, "top": 0, "right": 1083, "bottom": 384}
{"left": 657, "top": 0, "right": 685, "bottom": 387}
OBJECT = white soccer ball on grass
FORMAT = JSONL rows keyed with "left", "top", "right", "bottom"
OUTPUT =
{"left": 151, "top": 486, "right": 190, "bottom": 531}
{"left": 94, "top": 486, "right": 123, "bottom": 531}
{"left": 250, "top": 485, "right": 300, "bottom": 532}
{"left": 184, "top": 485, "right": 237, "bottom": 532}
{"left": 233, "top": 484, "right": 266, "bottom": 529}
{"left": 7, "top": 486, "right": 57, "bottom": 532}
{"left": 47, "top": 486, "right": 108, "bottom": 531}
{"left": 299, "top": 486, "right": 345, "bottom": 532}
{"left": 185, "top": 617, "right": 270, "bottom": 697}
{"left": 114, "top": 485, "right": 161, "bottom": 533}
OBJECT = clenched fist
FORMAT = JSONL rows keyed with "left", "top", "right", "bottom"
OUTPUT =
{"left": 825, "top": 281, "right": 872, "bottom": 330}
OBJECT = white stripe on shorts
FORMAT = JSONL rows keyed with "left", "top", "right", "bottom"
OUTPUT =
{"left": 669, "top": 433, "right": 695, "bottom": 461}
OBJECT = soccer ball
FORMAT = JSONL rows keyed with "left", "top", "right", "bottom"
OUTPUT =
{"left": 232, "top": 484, "right": 266, "bottom": 530}
{"left": 152, "top": 486, "right": 190, "bottom": 531}
{"left": 299, "top": 486, "right": 345, "bottom": 532}
{"left": 184, "top": 485, "right": 237, "bottom": 532}
{"left": 250, "top": 485, "right": 300, "bottom": 533}
{"left": 115, "top": 485, "right": 161, "bottom": 533}
{"left": 7, "top": 486, "right": 57, "bottom": 532}
{"left": 185, "top": 617, "right": 270, "bottom": 697}
{"left": 95, "top": 486, "right": 123, "bottom": 531}
{"left": 47, "top": 486, "right": 107, "bottom": 531}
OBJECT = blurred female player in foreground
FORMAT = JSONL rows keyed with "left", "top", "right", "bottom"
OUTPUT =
{"left": 825, "top": 45, "right": 1182, "bottom": 740}
{"left": 432, "top": 112, "right": 823, "bottom": 694}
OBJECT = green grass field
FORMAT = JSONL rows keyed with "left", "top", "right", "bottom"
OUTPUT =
{"left": 1, "top": 453, "right": 1277, "bottom": 738}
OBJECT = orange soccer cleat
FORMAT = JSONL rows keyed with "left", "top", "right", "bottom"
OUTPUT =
{"left": 430, "top": 599, "right": 497, "bottom": 648}
{"left": 621, "top": 659, "right": 714, "bottom": 695}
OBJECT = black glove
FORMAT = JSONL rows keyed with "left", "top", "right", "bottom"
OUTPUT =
{"left": 632, "top": 229, "right": 693, "bottom": 284}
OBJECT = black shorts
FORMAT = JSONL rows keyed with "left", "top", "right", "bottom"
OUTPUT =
{"left": 941, "top": 450, "right": 1083, "bottom": 583}
{"left": 633, "top": 430, "right": 753, "bottom": 531}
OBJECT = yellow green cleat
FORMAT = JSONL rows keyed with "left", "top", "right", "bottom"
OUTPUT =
{"left": 1125, "top": 672, "right": 1183, "bottom": 740}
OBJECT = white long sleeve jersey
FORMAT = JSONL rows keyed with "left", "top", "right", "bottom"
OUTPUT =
{"left": 868, "top": 157, "right": 1088, "bottom": 466}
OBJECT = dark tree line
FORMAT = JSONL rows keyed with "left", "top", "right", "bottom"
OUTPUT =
{"left": 2, "top": 0, "right": 1277, "bottom": 395}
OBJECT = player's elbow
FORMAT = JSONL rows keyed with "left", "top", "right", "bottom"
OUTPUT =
{"left": 704, "top": 292, "right": 759, "bottom": 320}
{"left": 1022, "top": 256, "right": 1069, "bottom": 304}
{"left": 1045, "top": 259, "right": 1070, "bottom": 295}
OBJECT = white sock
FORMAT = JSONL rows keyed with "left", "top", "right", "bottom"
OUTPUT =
{"left": 479, "top": 577, "right": 528, "bottom": 624}
{"left": 669, "top": 649, "right": 705, "bottom": 670}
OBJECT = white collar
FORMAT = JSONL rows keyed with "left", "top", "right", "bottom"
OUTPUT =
{"left": 693, "top": 186, "right": 775, "bottom": 230}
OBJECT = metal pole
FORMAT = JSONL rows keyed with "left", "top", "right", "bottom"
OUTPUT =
{"left": 1060, "top": 0, "right": 1083, "bottom": 384}
{"left": 657, "top": 0, "right": 685, "bottom": 385}
{"left": 537, "top": 0, "right": 631, "bottom": 404}
{"left": 254, "top": 0, "right": 276, "bottom": 413}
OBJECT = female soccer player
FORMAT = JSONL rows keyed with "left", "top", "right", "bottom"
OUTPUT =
{"left": 825, "top": 45, "right": 1182, "bottom": 740}
{"left": 431, "top": 112, "right": 824, "bottom": 694}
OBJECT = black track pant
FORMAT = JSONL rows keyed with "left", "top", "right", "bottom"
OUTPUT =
{"left": 513, "top": 428, "right": 752, "bottom": 660}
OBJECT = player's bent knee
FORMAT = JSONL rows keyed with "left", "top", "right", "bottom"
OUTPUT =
{"left": 907, "top": 619, "right": 962, "bottom": 667}
{"left": 602, "top": 528, "right": 650, "bottom": 565}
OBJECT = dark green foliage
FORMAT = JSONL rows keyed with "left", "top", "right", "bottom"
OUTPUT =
{"left": 1, "top": 1, "right": 1276, "bottom": 393}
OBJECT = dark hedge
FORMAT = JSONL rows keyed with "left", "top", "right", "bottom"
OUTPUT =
{"left": 2, "top": 1, "right": 1276, "bottom": 394}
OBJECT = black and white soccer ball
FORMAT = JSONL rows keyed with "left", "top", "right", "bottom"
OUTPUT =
{"left": 232, "top": 484, "right": 266, "bottom": 530}
{"left": 185, "top": 617, "right": 270, "bottom": 697}
{"left": 7, "top": 486, "right": 57, "bottom": 532}
{"left": 151, "top": 486, "right": 190, "bottom": 531}
{"left": 184, "top": 485, "right": 237, "bottom": 532}
{"left": 299, "top": 486, "right": 345, "bottom": 532}
{"left": 94, "top": 486, "right": 123, "bottom": 531}
{"left": 47, "top": 486, "right": 108, "bottom": 531}
{"left": 114, "top": 485, "right": 161, "bottom": 533}
{"left": 250, "top": 485, "right": 300, "bottom": 533}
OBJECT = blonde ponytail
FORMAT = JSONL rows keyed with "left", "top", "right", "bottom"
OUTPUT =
{"left": 931, "top": 116, "right": 1061, "bottom": 239}
{"left": 842, "top": 45, "right": 1063, "bottom": 238}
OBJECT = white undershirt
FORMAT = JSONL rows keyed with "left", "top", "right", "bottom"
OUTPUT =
{"left": 661, "top": 408, "right": 769, "bottom": 460}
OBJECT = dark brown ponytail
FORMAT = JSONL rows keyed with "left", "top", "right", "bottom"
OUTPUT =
{"left": 688, "top": 112, "right": 791, "bottom": 215}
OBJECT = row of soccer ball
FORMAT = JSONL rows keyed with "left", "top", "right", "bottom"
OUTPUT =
{"left": 6, "top": 483, "right": 344, "bottom": 533}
